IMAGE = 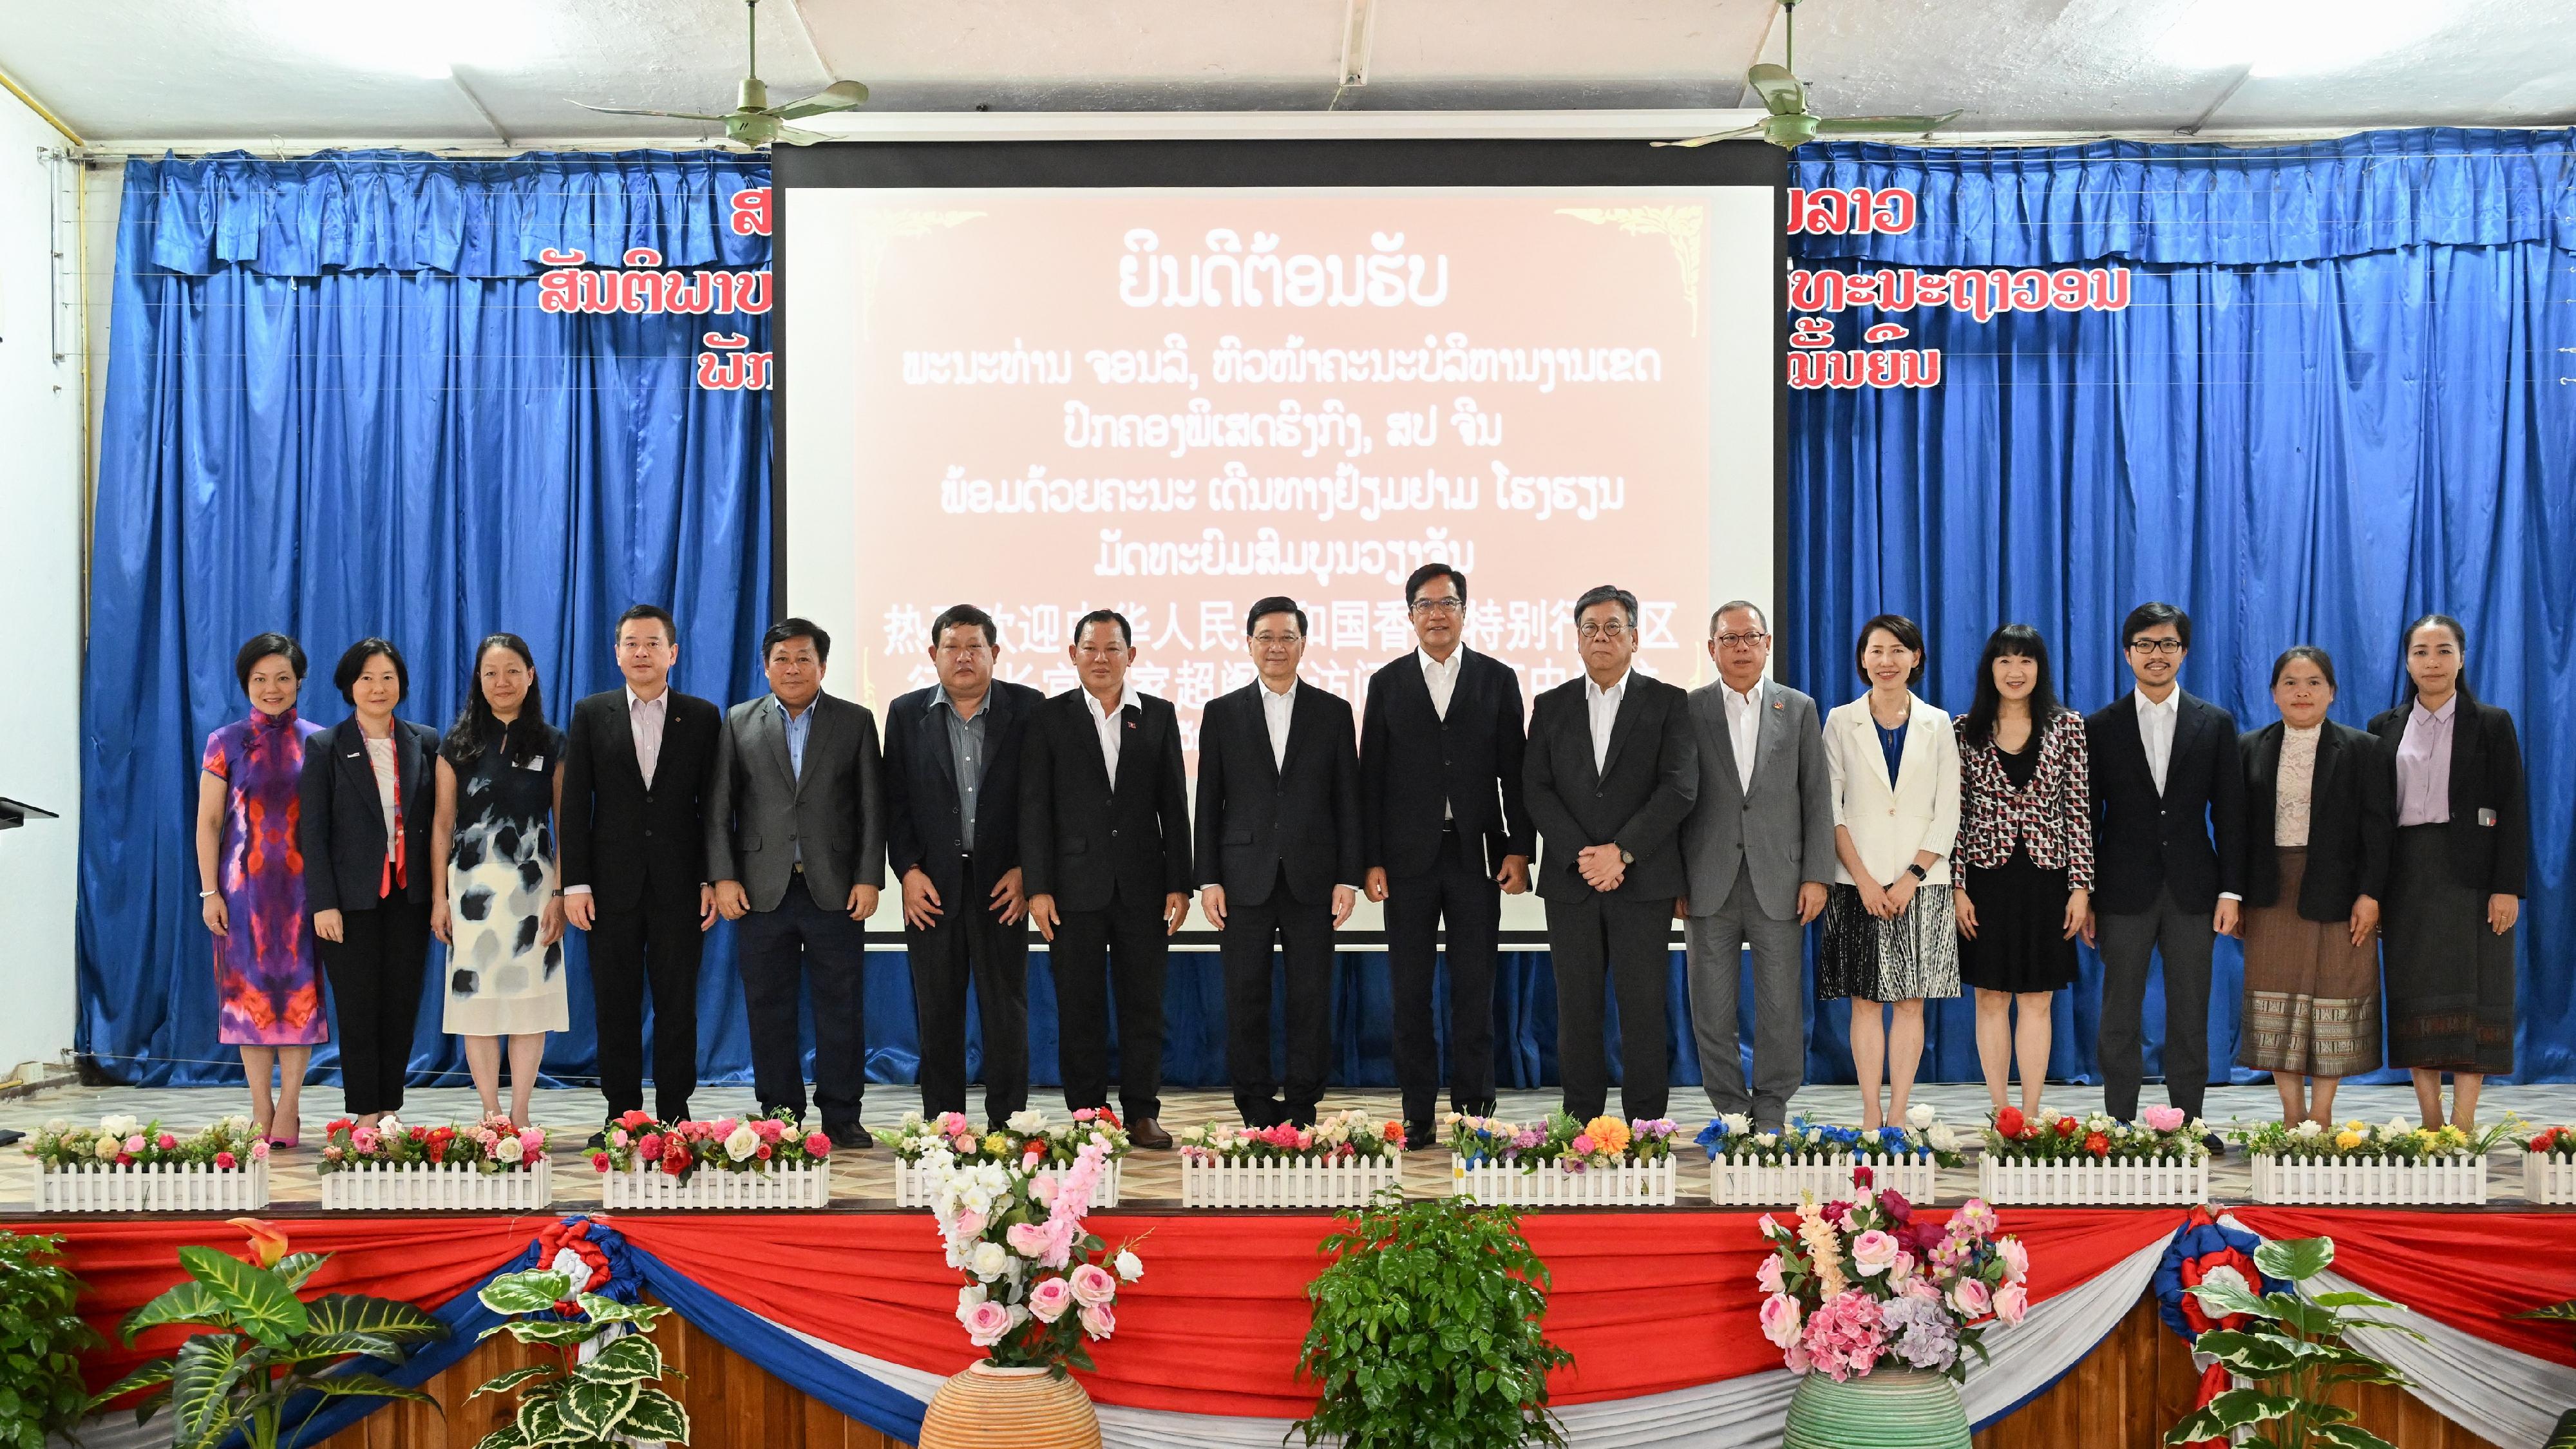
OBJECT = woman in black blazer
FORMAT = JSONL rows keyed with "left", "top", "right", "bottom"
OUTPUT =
{"left": 2368, "top": 614, "right": 2528, "bottom": 1132}
{"left": 2236, "top": 647, "right": 2392, "bottom": 1128}
{"left": 296, "top": 638, "right": 440, "bottom": 1127}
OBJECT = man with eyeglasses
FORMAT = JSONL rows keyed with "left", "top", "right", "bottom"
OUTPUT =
{"left": 1676, "top": 600, "right": 1835, "bottom": 1133}
{"left": 1523, "top": 584, "right": 1698, "bottom": 1124}
{"left": 883, "top": 604, "right": 1043, "bottom": 1133}
{"left": 1197, "top": 595, "right": 1363, "bottom": 1128}
{"left": 2083, "top": 601, "right": 2246, "bottom": 1135}
{"left": 1359, "top": 564, "right": 1533, "bottom": 1151}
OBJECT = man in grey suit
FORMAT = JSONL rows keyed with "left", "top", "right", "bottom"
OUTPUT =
{"left": 1677, "top": 601, "right": 1835, "bottom": 1132}
{"left": 708, "top": 618, "right": 886, "bottom": 1146}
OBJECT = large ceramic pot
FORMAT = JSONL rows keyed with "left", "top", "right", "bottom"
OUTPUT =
{"left": 1781, "top": 1366, "right": 1971, "bottom": 1449}
{"left": 916, "top": 1361, "right": 1101, "bottom": 1449}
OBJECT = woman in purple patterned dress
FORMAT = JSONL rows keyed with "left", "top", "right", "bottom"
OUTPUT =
{"left": 193, "top": 632, "right": 328, "bottom": 1145}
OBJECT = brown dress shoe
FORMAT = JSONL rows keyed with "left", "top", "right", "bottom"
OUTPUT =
{"left": 1128, "top": 1116, "right": 1174, "bottom": 1150}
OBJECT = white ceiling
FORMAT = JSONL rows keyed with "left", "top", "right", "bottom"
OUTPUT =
{"left": 3, "top": 0, "right": 2570, "bottom": 150}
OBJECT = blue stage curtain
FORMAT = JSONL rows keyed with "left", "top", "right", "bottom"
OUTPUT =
{"left": 1785, "top": 128, "right": 2576, "bottom": 1088}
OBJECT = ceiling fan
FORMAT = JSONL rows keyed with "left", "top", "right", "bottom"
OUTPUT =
{"left": 1658, "top": 0, "right": 1958, "bottom": 149}
{"left": 572, "top": 0, "right": 866, "bottom": 147}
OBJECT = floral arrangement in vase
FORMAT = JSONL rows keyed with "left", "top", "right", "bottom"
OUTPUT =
{"left": 1699, "top": 1106, "right": 1965, "bottom": 1166}
{"left": 2528, "top": 1125, "right": 2576, "bottom": 1160}
{"left": 589, "top": 1108, "right": 832, "bottom": 1181}
{"left": 878, "top": 1107, "right": 1134, "bottom": 1169}
{"left": 21, "top": 1114, "right": 269, "bottom": 1173}
{"left": 1757, "top": 1186, "right": 2029, "bottom": 1382}
{"left": 2230, "top": 1116, "right": 2505, "bottom": 1161}
{"left": 1983, "top": 1105, "right": 2207, "bottom": 1161}
{"left": 1444, "top": 1111, "right": 1681, "bottom": 1173}
{"left": 921, "top": 1136, "right": 1143, "bottom": 1370}
{"left": 1176, "top": 1109, "right": 1406, "bottom": 1164}
{"left": 318, "top": 1114, "right": 549, "bottom": 1174}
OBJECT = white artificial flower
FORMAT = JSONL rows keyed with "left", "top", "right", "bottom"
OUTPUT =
{"left": 958, "top": 1284, "right": 987, "bottom": 1310}
{"left": 900, "top": 1110, "right": 927, "bottom": 1130}
{"left": 100, "top": 1115, "right": 139, "bottom": 1138}
{"left": 379, "top": 1114, "right": 404, "bottom": 1135}
{"left": 1115, "top": 1249, "right": 1144, "bottom": 1282}
{"left": 1008, "top": 1110, "right": 1046, "bottom": 1135}
{"left": 494, "top": 1135, "right": 525, "bottom": 1164}
{"left": 2383, "top": 1117, "right": 2411, "bottom": 1139}
{"left": 971, "top": 1242, "right": 1010, "bottom": 1281}
{"left": 1804, "top": 1127, "right": 1823, "bottom": 1144}
{"left": 1720, "top": 1112, "right": 1752, "bottom": 1136}
{"left": 2085, "top": 1112, "right": 2114, "bottom": 1132}
{"left": 42, "top": 1117, "right": 70, "bottom": 1133}
{"left": 2293, "top": 1120, "right": 2324, "bottom": 1138}
{"left": 723, "top": 1124, "right": 760, "bottom": 1162}
{"left": 1927, "top": 1123, "right": 1960, "bottom": 1153}
{"left": 1861, "top": 1128, "right": 1882, "bottom": 1146}
{"left": 1756, "top": 1132, "right": 1779, "bottom": 1148}
{"left": 1906, "top": 1103, "right": 1935, "bottom": 1130}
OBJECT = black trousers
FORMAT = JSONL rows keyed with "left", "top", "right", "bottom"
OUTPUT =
{"left": 1222, "top": 866, "right": 1338, "bottom": 1127}
{"left": 1383, "top": 828, "right": 1499, "bottom": 1130}
{"left": 319, "top": 893, "right": 431, "bottom": 1116}
{"left": 1049, "top": 889, "right": 1168, "bottom": 1123}
{"left": 2096, "top": 885, "right": 2216, "bottom": 1121}
{"left": 587, "top": 886, "right": 704, "bottom": 1124}
{"left": 735, "top": 881, "right": 869, "bottom": 1133}
{"left": 907, "top": 855, "right": 1030, "bottom": 1129}
{"left": 1546, "top": 893, "right": 1674, "bottom": 1123}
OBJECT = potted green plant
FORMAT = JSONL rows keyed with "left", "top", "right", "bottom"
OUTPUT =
{"left": 2163, "top": 1235, "right": 2420, "bottom": 1449}
{"left": 1295, "top": 1189, "right": 1576, "bottom": 1449}
{"left": 0, "top": 1230, "right": 99, "bottom": 1449}
{"left": 93, "top": 1217, "right": 447, "bottom": 1449}
{"left": 466, "top": 1267, "right": 690, "bottom": 1448}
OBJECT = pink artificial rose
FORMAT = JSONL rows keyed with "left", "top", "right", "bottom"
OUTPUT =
{"left": 591, "top": 1151, "right": 611, "bottom": 1172}
{"left": 961, "top": 1298, "right": 1014, "bottom": 1347}
{"left": 1007, "top": 1222, "right": 1052, "bottom": 1258}
{"left": 755, "top": 1117, "right": 785, "bottom": 1141}
{"left": 1072, "top": 1108, "right": 1096, "bottom": 1122}
{"left": 2142, "top": 1105, "right": 2186, "bottom": 1133}
{"left": 1068, "top": 1262, "right": 1117, "bottom": 1307}
{"left": 1078, "top": 1301, "right": 1116, "bottom": 1340}
{"left": 940, "top": 1112, "right": 971, "bottom": 1134}
{"left": 1994, "top": 1282, "right": 2029, "bottom": 1325}
{"left": 1850, "top": 1229, "right": 1900, "bottom": 1276}
{"left": 638, "top": 1133, "right": 665, "bottom": 1158}
{"left": 1996, "top": 1236, "right": 2031, "bottom": 1282}
{"left": 952, "top": 1208, "right": 987, "bottom": 1239}
{"left": 214, "top": 1151, "right": 237, "bottom": 1170}
{"left": 1759, "top": 1292, "right": 1804, "bottom": 1349}
{"left": 804, "top": 1132, "right": 833, "bottom": 1157}
{"left": 250, "top": 1140, "right": 270, "bottom": 1160}
{"left": 1887, "top": 1250, "right": 1917, "bottom": 1289}
{"left": 711, "top": 1117, "right": 739, "bottom": 1139}
{"left": 1950, "top": 1277, "right": 1992, "bottom": 1319}
{"left": 952, "top": 1133, "right": 978, "bottom": 1153}
{"left": 123, "top": 1134, "right": 145, "bottom": 1153}
{"left": 1904, "top": 1278, "right": 1943, "bottom": 1302}
{"left": 155, "top": 1132, "right": 177, "bottom": 1150}
{"left": 1570, "top": 1133, "right": 1596, "bottom": 1156}
{"left": 519, "top": 1128, "right": 545, "bottom": 1153}
{"left": 1028, "top": 1275, "right": 1075, "bottom": 1323}
{"left": 477, "top": 1130, "right": 501, "bottom": 1150}
{"left": 1785, "top": 1341, "right": 1814, "bottom": 1376}
{"left": 1756, "top": 1253, "right": 1786, "bottom": 1295}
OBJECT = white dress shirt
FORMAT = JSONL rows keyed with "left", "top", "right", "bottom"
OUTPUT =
{"left": 1088, "top": 683, "right": 1141, "bottom": 784}
{"left": 2134, "top": 687, "right": 2181, "bottom": 795}
{"left": 1418, "top": 647, "right": 1463, "bottom": 721}
{"left": 1719, "top": 680, "right": 1762, "bottom": 792}
{"left": 627, "top": 685, "right": 668, "bottom": 790}
{"left": 363, "top": 733, "right": 401, "bottom": 859}
{"left": 1585, "top": 670, "right": 1628, "bottom": 775}
{"left": 1260, "top": 679, "right": 1297, "bottom": 769}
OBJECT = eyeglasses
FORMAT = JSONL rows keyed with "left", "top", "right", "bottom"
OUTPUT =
{"left": 1409, "top": 598, "right": 1464, "bottom": 616}
{"left": 1251, "top": 633, "right": 1303, "bottom": 647}
{"left": 1576, "top": 622, "right": 1631, "bottom": 642}
{"left": 2126, "top": 638, "right": 2185, "bottom": 656}
{"left": 1712, "top": 632, "right": 1769, "bottom": 649}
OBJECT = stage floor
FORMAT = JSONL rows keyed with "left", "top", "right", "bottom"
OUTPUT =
{"left": 7, "top": 1080, "right": 2573, "bottom": 1213}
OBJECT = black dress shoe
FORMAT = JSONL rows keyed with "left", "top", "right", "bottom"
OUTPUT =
{"left": 1128, "top": 1117, "right": 1175, "bottom": 1150}
{"left": 585, "top": 1128, "right": 610, "bottom": 1151}
{"left": 1406, "top": 1122, "right": 1443, "bottom": 1153}
{"left": 828, "top": 1125, "right": 873, "bottom": 1151}
{"left": 2201, "top": 1133, "right": 2228, "bottom": 1157}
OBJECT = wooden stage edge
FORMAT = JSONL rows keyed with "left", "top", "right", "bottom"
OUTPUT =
{"left": 308, "top": 1289, "right": 2503, "bottom": 1449}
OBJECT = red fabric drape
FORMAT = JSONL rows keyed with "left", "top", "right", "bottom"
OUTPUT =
{"left": 2230, "top": 1208, "right": 2576, "bottom": 1370}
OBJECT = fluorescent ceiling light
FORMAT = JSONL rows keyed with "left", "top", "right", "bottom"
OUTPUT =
{"left": 2156, "top": 0, "right": 2448, "bottom": 77}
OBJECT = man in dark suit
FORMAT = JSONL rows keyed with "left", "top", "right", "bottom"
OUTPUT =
{"left": 1199, "top": 596, "right": 1363, "bottom": 1129}
{"left": 560, "top": 604, "right": 721, "bottom": 1134}
{"left": 707, "top": 618, "right": 885, "bottom": 1146}
{"left": 1524, "top": 584, "right": 1698, "bottom": 1124}
{"left": 885, "top": 604, "right": 1042, "bottom": 1133}
{"left": 1359, "top": 564, "right": 1530, "bottom": 1150}
{"left": 2083, "top": 601, "right": 2246, "bottom": 1126}
{"left": 1019, "top": 610, "right": 1191, "bottom": 1149}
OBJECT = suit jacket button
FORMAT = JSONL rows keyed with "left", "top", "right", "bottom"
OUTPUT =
{"left": 1110, "top": 829, "right": 1119, "bottom": 838}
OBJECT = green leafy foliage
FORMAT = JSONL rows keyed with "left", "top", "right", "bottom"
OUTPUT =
{"left": 2161, "top": 1235, "right": 2418, "bottom": 1449}
{"left": 93, "top": 1222, "right": 446, "bottom": 1449}
{"left": 466, "top": 1269, "right": 689, "bottom": 1449}
{"left": 0, "top": 1232, "right": 102, "bottom": 1449}
{"left": 1295, "top": 1190, "right": 1576, "bottom": 1449}
{"left": 2514, "top": 1297, "right": 2576, "bottom": 1449}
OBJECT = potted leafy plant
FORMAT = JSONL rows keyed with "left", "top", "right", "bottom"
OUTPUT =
{"left": 0, "top": 1230, "right": 98, "bottom": 1449}
{"left": 93, "top": 1217, "right": 446, "bottom": 1449}
{"left": 466, "top": 1267, "right": 690, "bottom": 1448}
{"left": 2163, "top": 1235, "right": 2420, "bottom": 1449}
{"left": 1296, "top": 1189, "right": 1576, "bottom": 1449}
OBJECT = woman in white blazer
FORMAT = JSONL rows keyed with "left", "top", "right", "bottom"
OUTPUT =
{"left": 1821, "top": 614, "right": 1963, "bottom": 1131}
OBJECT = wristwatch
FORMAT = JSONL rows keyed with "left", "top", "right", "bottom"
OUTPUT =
{"left": 1905, "top": 863, "right": 1929, "bottom": 882}
{"left": 1618, "top": 848, "right": 1635, "bottom": 866}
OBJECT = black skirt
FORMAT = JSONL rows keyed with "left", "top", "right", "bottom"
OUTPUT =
{"left": 1957, "top": 853, "right": 2079, "bottom": 994}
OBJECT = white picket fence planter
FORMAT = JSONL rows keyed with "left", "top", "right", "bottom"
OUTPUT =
{"left": 2248, "top": 1153, "right": 2488, "bottom": 1206}
{"left": 1976, "top": 1155, "right": 2209, "bottom": 1206}
{"left": 1180, "top": 1155, "right": 1403, "bottom": 1208}
{"left": 1709, "top": 1153, "right": 1937, "bottom": 1206}
{"left": 32, "top": 1160, "right": 270, "bottom": 1212}
{"left": 601, "top": 1162, "right": 830, "bottom": 1209}
{"left": 319, "top": 1162, "right": 553, "bottom": 1211}
{"left": 1451, "top": 1155, "right": 1678, "bottom": 1207}
{"left": 892, "top": 1158, "right": 1124, "bottom": 1210}
{"left": 2524, "top": 1151, "right": 2576, "bottom": 1205}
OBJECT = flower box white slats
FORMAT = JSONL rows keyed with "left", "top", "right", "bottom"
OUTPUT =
{"left": 1709, "top": 1153, "right": 1937, "bottom": 1206}
{"left": 2523, "top": 1152, "right": 2576, "bottom": 1206}
{"left": 1180, "top": 1155, "right": 1405, "bottom": 1208}
{"left": 891, "top": 1158, "right": 1124, "bottom": 1211}
{"left": 602, "top": 1162, "right": 830, "bottom": 1209}
{"left": 2248, "top": 1153, "right": 2488, "bottom": 1206}
{"left": 1451, "top": 1156, "right": 1678, "bottom": 1208}
{"left": 32, "top": 1160, "right": 270, "bottom": 1213}
{"left": 1976, "top": 1155, "right": 2209, "bottom": 1206}
{"left": 319, "top": 1163, "right": 553, "bottom": 1211}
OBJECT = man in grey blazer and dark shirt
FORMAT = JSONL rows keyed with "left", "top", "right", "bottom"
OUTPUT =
{"left": 1677, "top": 601, "right": 1835, "bottom": 1132}
{"left": 707, "top": 618, "right": 886, "bottom": 1147}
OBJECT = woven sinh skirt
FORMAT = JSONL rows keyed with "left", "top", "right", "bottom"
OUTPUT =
{"left": 2237, "top": 848, "right": 2383, "bottom": 1078}
{"left": 2383, "top": 825, "right": 2516, "bottom": 1074}
{"left": 1820, "top": 883, "right": 1960, "bottom": 1003}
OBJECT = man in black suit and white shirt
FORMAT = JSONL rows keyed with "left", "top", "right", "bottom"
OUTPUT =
{"left": 886, "top": 605, "right": 1043, "bottom": 1133}
{"left": 1359, "top": 564, "right": 1531, "bottom": 1150}
{"left": 1198, "top": 596, "right": 1363, "bottom": 1129}
{"left": 560, "top": 604, "right": 721, "bottom": 1135}
{"left": 1019, "top": 610, "right": 1191, "bottom": 1149}
{"left": 1524, "top": 584, "right": 1699, "bottom": 1124}
{"left": 706, "top": 618, "right": 886, "bottom": 1147}
{"left": 2083, "top": 601, "right": 2246, "bottom": 1126}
